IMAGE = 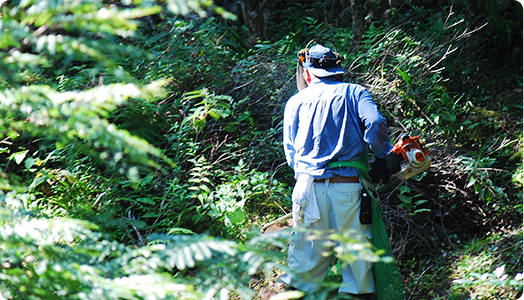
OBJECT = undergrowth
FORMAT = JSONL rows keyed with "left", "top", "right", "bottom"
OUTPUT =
{"left": 0, "top": 0, "right": 521, "bottom": 299}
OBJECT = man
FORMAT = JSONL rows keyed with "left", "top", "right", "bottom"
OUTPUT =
{"left": 280, "top": 43, "right": 392, "bottom": 299}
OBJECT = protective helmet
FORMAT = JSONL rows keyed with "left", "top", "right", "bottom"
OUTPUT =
{"left": 296, "top": 43, "right": 345, "bottom": 90}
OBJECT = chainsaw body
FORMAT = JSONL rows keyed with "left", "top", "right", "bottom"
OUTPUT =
{"left": 385, "top": 134, "right": 431, "bottom": 181}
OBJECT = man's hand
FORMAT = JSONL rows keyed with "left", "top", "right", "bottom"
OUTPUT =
{"left": 370, "top": 157, "right": 390, "bottom": 183}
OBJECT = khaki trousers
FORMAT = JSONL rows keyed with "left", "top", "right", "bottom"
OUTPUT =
{"left": 280, "top": 179, "right": 375, "bottom": 294}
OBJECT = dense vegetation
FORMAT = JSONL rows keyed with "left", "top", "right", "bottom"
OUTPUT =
{"left": 0, "top": 0, "right": 522, "bottom": 299}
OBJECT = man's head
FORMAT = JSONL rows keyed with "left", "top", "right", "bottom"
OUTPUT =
{"left": 298, "top": 44, "right": 345, "bottom": 78}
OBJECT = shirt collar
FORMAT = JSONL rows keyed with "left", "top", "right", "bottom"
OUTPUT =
{"left": 309, "top": 76, "right": 339, "bottom": 86}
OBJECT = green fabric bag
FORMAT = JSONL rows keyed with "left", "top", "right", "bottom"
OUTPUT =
{"left": 330, "top": 157, "right": 407, "bottom": 300}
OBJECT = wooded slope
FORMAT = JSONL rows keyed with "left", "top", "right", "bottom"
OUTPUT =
{"left": 0, "top": 0, "right": 521, "bottom": 299}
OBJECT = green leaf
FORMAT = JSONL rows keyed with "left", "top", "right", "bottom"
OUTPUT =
{"left": 134, "top": 197, "right": 156, "bottom": 205}
{"left": 398, "top": 185, "right": 411, "bottom": 194}
{"left": 199, "top": 184, "right": 210, "bottom": 193}
{"left": 142, "top": 212, "right": 160, "bottom": 218}
{"left": 0, "top": 32, "right": 20, "bottom": 48}
{"left": 9, "top": 150, "right": 28, "bottom": 165}
{"left": 412, "top": 208, "right": 431, "bottom": 215}
{"left": 237, "top": 111, "right": 251, "bottom": 122}
{"left": 29, "top": 173, "right": 49, "bottom": 190}
{"left": 34, "top": 11, "right": 54, "bottom": 27}
{"left": 227, "top": 210, "right": 245, "bottom": 225}
{"left": 397, "top": 67, "right": 411, "bottom": 85}
{"left": 398, "top": 194, "right": 413, "bottom": 204}
{"left": 208, "top": 109, "right": 221, "bottom": 120}
{"left": 467, "top": 123, "right": 480, "bottom": 130}
{"left": 466, "top": 177, "right": 477, "bottom": 188}
{"left": 415, "top": 200, "right": 428, "bottom": 206}
{"left": 167, "top": 228, "right": 195, "bottom": 235}
{"left": 442, "top": 113, "right": 456, "bottom": 123}
{"left": 24, "top": 157, "right": 36, "bottom": 169}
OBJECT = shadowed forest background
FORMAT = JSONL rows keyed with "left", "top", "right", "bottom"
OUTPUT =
{"left": 0, "top": 0, "right": 522, "bottom": 299}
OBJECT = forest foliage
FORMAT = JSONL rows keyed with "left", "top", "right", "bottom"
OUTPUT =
{"left": 0, "top": 0, "right": 522, "bottom": 299}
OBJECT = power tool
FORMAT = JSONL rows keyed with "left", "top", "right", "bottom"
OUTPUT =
{"left": 386, "top": 134, "right": 431, "bottom": 181}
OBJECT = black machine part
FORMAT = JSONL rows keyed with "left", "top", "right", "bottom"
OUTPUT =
{"left": 360, "top": 190, "right": 372, "bottom": 225}
{"left": 384, "top": 133, "right": 410, "bottom": 175}
{"left": 385, "top": 151, "right": 403, "bottom": 175}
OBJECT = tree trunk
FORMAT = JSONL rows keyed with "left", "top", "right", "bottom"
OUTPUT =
{"left": 240, "top": 0, "right": 270, "bottom": 47}
{"left": 350, "top": 0, "right": 366, "bottom": 50}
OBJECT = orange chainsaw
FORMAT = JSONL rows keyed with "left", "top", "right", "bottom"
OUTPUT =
{"left": 385, "top": 134, "right": 431, "bottom": 181}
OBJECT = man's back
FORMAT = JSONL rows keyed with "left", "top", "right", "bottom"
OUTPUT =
{"left": 283, "top": 77, "right": 388, "bottom": 179}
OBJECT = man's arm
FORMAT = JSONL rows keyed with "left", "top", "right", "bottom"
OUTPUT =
{"left": 356, "top": 87, "right": 392, "bottom": 183}
{"left": 356, "top": 88, "right": 392, "bottom": 157}
{"left": 283, "top": 102, "right": 297, "bottom": 169}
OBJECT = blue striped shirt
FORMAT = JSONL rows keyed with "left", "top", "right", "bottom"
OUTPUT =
{"left": 283, "top": 77, "right": 392, "bottom": 179}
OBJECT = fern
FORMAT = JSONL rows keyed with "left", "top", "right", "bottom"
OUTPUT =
{"left": 187, "top": 156, "right": 214, "bottom": 205}
{"left": 182, "top": 88, "right": 233, "bottom": 133}
{"left": 0, "top": 82, "right": 174, "bottom": 180}
{"left": 0, "top": 203, "right": 276, "bottom": 300}
{"left": 0, "top": 0, "right": 162, "bottom": 87}
{"left": 139, "top": 234, "right": 238, "bottom": 271}
{"left": 143, "top": 233, "right": 289, "bottom": 300}
{"left": 0, "top": 200, "right": 289, "bottom": 300}
{"left": 0, "top": 190, "right": 392, "bottom": 300}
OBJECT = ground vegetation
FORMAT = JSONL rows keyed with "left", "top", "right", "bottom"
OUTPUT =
{"left": 0, "top": 0, "right": 522, "bottom": 299}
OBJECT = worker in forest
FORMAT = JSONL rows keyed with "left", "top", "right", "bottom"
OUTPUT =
{"left": 280, "top": 43, "right": 392, "bottom": 299}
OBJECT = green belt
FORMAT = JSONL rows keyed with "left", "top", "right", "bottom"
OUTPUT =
{"left": 328, "top": 153, "right": 372, "bottom": 184}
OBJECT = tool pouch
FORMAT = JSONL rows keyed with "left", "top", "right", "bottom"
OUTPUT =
{"left": 360, "top": 190, "right": 372, "bottom": 224}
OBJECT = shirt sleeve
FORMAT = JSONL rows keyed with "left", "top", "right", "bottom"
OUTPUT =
{"left": 356, "top": 87, "right": 392, "bottom": 158}
{"left": 283, "top": 100, "right": 297, "bottom": 168}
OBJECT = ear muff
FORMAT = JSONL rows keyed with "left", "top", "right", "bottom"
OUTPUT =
{"left": 297, "top": 48, "right": 307, "bottom": 65}
{"left": 333, "top": 52, "right": 344, "bottom": 65}
{"left": 297, "top": 40, "right": 315, "bottom": 66}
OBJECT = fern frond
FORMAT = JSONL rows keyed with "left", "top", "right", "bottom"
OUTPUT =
{"left": 142, "top": 233, "right": 287, "bottom": 299}
{"left": 140, "top": 234, "right": 238, "bottom": 271}
{"left": 187, "top": 156, "right": 214, "bottom": 205}
{"left": 0, "top": 81, "right": 175, "bottom": 180}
